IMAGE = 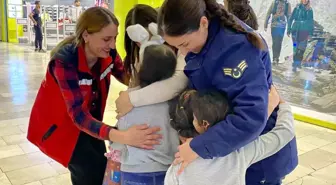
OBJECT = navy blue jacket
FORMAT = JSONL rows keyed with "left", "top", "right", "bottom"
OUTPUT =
{"left": 185, "top": 18, "right": 298, "bottom": 182}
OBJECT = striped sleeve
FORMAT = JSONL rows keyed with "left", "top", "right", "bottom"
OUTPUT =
{"left": 111, "top": 52, "right": 129, "bottom": 85}
{"left": 52, "top": 59, "right": 113, "bottom": 140}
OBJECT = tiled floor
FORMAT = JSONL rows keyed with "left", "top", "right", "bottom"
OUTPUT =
{"left": 0, "top": 42, "right": 336, "bottom": 185}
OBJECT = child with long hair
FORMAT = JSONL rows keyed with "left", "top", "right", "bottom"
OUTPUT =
{"left": 115, "top": 4, "right": 188, "bottom": 118}
{"left": 103, "top": 23, "right": 180, "bottom": 185}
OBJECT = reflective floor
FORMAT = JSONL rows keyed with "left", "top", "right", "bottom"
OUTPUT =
{"left": 0, "top": 42, "right": 336, "bottom": 185}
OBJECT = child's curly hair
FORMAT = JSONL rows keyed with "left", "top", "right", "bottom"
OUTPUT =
{"left": 169, "top": 90, "right": 230, "bottom": 138}
{"left": 169, "top": 90, "right": 199, "bottom": 138}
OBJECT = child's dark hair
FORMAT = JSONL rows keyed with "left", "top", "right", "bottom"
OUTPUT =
{"left": 227, "top": 0, "right": 259, "bottom": 30}
{"left": 124, "top": 4, "right": 158, "bottom": 76}
{"left": 158, "top": 0, "right": 264, "bottom": 50}
{"left": 138, "top": 45, "right": 177, "bottom": 88}
{"left": 169, "top": 90, "right": 198, "bottom": 138}
{"left": 169, "top": 90, "right": 230, "bottom": 138}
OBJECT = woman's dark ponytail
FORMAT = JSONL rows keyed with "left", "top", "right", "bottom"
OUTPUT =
{"left": 158, "top": 0, "right": 264, "bottom": 50}
{"left": 227, "top": 0, "right": 259, "bottom": 30}
{"left": 204, "top": 0, "right": 264, "bottom": 49}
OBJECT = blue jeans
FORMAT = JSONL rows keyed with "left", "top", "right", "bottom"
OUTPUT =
{"left": 121, "top": 171, "right": 166, "bottom": 185}
{"left": 271, "top": 27, "right": 286, "bottom": 61}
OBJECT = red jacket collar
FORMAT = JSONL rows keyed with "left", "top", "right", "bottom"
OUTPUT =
{"left": 78, "top": 46, "right": 113, "bottom": 74}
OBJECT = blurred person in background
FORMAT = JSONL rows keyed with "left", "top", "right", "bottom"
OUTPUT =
{"left": 265, "top": 0, "right": 292, "bottom": 66}
{"left": 70, "top": 0, "right": 82, "bottom": 23}
{"left": 287, "top": 0, "right": 314, "bottom": 72}
{"left": 29, "top": 1, "right": 45, "bottom": 52}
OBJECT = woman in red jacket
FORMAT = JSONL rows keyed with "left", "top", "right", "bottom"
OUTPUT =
{"left": 27, "top": 7, "right": 161, "bottom": 185}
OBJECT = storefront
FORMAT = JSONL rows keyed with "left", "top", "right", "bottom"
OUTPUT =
{"left": 250, "top": 0, "right": 336, "bottom": 128}
{"left": 0, "top": 0, "right": 8, "bottom": 41}
{"left": 1, "top": 0, "right": 335, "bottom": 128}
{"left": 1, "top": 0, "right": 97, "bottom": 46}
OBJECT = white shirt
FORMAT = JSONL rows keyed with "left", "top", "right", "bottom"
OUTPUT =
{"left": 164, "top": 103, "right": 295, "bottom": 185}
{"left": 129, "top": 51, "right": 188, "bottom": 106}
{"left": 69, "top": 6, "right": 82, "bottom": 21}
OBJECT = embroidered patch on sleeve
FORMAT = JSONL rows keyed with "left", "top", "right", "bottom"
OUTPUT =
{"left": 223, "top": 60, "right": 248, "bottom": 79}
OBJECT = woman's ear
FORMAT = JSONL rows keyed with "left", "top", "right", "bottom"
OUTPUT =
{"left": 82, "top": 30, "right": 89, "bottom": 43}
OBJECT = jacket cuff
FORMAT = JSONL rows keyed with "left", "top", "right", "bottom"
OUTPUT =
{"left": 190, "top": 137, "right": 212, "bottom": 159}
{"left": 129, "top": 91, "right": 140, "bottom": 107}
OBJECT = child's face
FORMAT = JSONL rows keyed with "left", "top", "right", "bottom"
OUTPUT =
{"left": 192, "top": 114, "right": 209, "bottom": 134}
{"left": 301, "top": 0, "right": 308, "bottom": 4}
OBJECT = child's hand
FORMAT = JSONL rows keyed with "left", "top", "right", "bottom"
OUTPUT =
{"left": 174, "top": 138, "right": 199, "bottom": 175}
{"left": 115, "top": 91, "right": 133, "bottom": 119}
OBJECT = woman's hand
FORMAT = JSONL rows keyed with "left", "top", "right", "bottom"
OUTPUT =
{"left": 268, "top": 85, "right": 280, "bottom": 118}
{"left": 173, "top": 138, "right": 199, "bottom": 175}
{"left": 115, "top": 91, "right": 133, "bottom": 119}
{"left": 109, "top": 124, "right": 162, "bottom": 150}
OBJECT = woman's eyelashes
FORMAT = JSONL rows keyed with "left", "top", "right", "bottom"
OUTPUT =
{"left": 103, "top": 37, "right": 111, "bottom": 42}
{"left": 182, "top": 43, "right": 189, "bottom": 47}
{"left": 103, "top": 36, "right": 117, "bottom": 42}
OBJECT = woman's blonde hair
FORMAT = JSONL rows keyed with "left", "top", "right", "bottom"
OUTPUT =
{"left": 51, "top": 7, "right": 119, "bottom": 57}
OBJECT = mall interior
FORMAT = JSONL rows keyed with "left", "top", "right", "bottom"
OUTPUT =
{"left": 0, "top": 0, "right": 335, "bottom": 184}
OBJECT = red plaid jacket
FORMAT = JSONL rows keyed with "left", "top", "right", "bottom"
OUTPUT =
{"left": 27, "top": 44, "right": 125, "bottom": 167}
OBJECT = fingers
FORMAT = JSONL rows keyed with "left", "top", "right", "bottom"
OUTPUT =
{"left": 140, "top": 139, "right": 161, "bottom": 150}
{"left": 136, "top": 124, "right": 150, "bottom": 130}
{"left": 177, "top": 161, "right": 188, "bottom": 176}
{"left": 144, "top": 126, "right": 161, "bottom": 134}
{"left": 144, "top": 139, "right": 160, "bottom": 146}
{"left": 173, "top": 157, "right": 183, "bottom": 165}
{"left": 173, "top": 152, "right": 182, "bottom": 165}
{"left": 140, "top": 145, "right": 154, "bottom": 150}
{"left": 135, "top": 124, "right": 161, "bottom": 134}
{"left": 175, "top": 152, "right": 180, "bottom": 158}
{"left": 146, "top": 134, "right": 162, "bottom": 140}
